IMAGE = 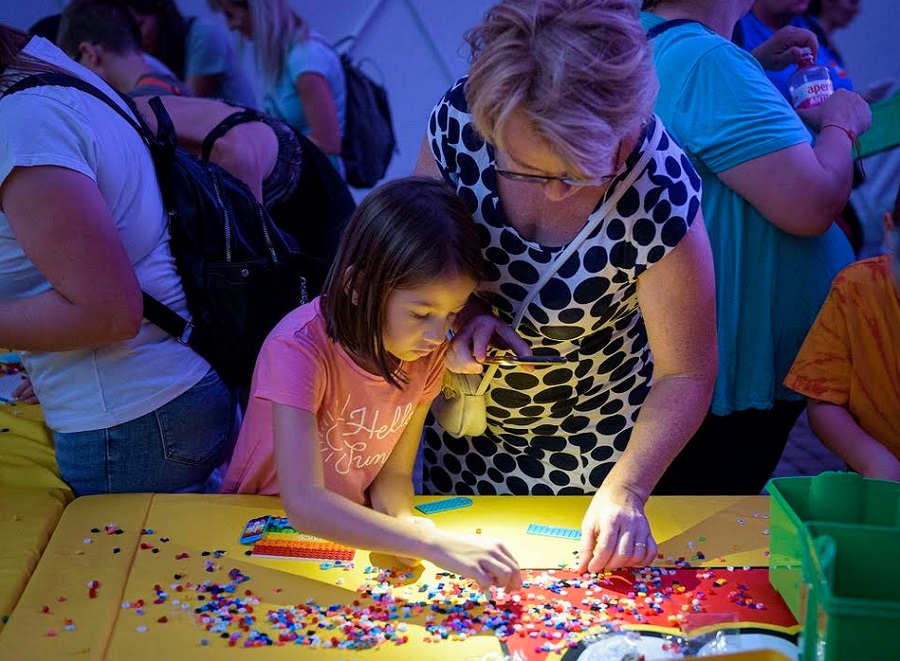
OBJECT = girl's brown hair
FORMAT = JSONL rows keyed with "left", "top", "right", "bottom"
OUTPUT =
{"left": 321, "top": 177, "right": 486, "bottom": 387}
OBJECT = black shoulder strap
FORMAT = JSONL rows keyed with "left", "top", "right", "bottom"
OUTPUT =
{"left": 2, "top": 72, "right": 149, "bottom": 137}
{"left": 0, "top": 73, "right": 197, "bottom": 346}
{"left": 201, "top": 109, "right": 266, "bottom": 162}
{"left": 646, "top": 18, "right": 701, "bottom": 40}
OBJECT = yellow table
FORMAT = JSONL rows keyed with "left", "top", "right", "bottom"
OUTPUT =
{"left": 0, "top": 400, "right": 73, "bottom": 632}
{"left": 0, "top": 493, "right": 780, "bottom": 659}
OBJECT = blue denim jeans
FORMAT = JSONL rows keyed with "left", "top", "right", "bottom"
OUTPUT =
{"left": 54, "top": 369, "right": 238, "bottom": 496}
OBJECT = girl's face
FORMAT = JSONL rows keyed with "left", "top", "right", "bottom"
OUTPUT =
{"left": 381, "top": 272, "right": 476, "bottom": 363}
{"left": 220, "top": 1, "right": 253, "bottom": 39}
{"left": 128, "top": 9, "right": 160, "bottom": 53}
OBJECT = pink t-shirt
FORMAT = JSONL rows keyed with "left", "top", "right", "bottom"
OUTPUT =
{"left": 222, "top": 298, "right": 446, "bottom": 504}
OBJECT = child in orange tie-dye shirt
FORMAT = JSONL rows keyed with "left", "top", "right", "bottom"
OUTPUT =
{"left": 784, "top": 183, "right": 900, "bottom": 481}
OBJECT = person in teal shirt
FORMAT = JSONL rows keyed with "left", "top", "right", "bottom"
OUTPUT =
{"left": 211, "top": 0, "right": 346, "bottom": 178}
{"left": 641, "top": 0, "right": 870, "bottom": 494}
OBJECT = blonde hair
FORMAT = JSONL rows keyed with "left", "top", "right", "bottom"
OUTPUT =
{"left": 209, "top": 0, "right": 308, "bottom": 85}
{"left": 465, "top": 0, "right": 658, "bottom": 180}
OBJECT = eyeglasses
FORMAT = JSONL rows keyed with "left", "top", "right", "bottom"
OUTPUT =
{"left": 494, "top": 151, "right": 622, "bottom": 188}
{"left": 494, "top": 168, "right": 621, "bottom": 188}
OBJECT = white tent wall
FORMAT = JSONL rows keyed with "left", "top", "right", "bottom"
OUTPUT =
{"left": 2, "top": 1, "right": 899, "bottom": 189}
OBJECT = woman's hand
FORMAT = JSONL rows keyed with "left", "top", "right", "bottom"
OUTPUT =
{"left": 11, "top": 373, "right": 39, "bottom": 405}
{"left": 799, "top": 88, "right": 872, "bottom": 136}
{"left": 426, "top": 528, "right": 522, "bottom": 591}
{"left": 575, "top": 483, "right": 657, "bottom": 573}
{"left": 446, "top": 313, "right": 533, "bottom": 373}
{"left": 752, "top": 26, "right": 818, "bottom": 71}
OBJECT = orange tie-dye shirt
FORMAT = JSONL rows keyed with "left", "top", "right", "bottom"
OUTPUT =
{"left": 784, "top": 255, "right": 900, "bottom": 459}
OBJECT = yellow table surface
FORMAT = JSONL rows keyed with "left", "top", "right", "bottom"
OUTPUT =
{"left": 0, "top": 493, "right": 774, "bottom": 660}
{"left": 0, "top": 400, "right": 73, "bottom": 632}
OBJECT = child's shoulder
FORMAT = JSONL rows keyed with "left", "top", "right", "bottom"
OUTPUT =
{"left": 834, "top": 254, "right": 892, "bottom": 290}
{"left": 268, "top": 298, "right": 329, "bottom": 346}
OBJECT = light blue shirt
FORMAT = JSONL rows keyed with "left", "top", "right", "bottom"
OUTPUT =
{"left": 185, "top": 17, "right": 257, "bottom": 108}
{"left": 641, "top": 13, "right": 854, "bottom": 414}
{"left": 263, "top": 33, "right": 346, "bottom": 139}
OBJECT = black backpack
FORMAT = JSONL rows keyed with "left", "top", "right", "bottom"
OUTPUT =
{"left": 333, "top": 38, "right": 397, "bottom": 188}
{"left": 2, "top": 73, "right": 308, "bottom": 388}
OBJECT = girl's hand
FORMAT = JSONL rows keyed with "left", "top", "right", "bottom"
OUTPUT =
{"left": 427, "top": 529, "right": 522, "bottom": 590}
{"left": 446, "top": 313, "right": 532, "bottom": 373}
{"left": 11, "top": 374, "right": 39, "bottom": 405}
{"left": 575, "top": 484, "right": 657, "bottom": 573}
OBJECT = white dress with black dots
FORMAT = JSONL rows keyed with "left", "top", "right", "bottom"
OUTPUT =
{"left": 422, "top": 77, "right": 702, "bottom": 496}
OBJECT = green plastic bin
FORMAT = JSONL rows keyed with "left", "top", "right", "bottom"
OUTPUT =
{"left": 802, "top": 523, "right": 900, "bottom": 661}
{"left": 767, "top": 472, "right": 900, "bottom": 619}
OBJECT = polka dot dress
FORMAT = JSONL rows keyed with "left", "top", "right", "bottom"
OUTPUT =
{"left": 422, "top": 78, "right": 702, "bottom": 496}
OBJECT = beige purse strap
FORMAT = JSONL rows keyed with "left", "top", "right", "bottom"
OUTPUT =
{"left": 474, "top": 118, "right": 663, "bottom": 397}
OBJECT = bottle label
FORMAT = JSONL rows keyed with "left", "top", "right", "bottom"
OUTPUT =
{"left": 792, "top": 78, "right": 834, "bottom": 110}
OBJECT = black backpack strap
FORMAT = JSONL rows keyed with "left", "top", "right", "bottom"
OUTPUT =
{"left": 1, "top": 74, "right": 199, "bottom": 347}
{"left": 646, "top": 18, "right": 701, "bottom": 39}
{"left": 2, "top": 72, "right": 149, "bottom": 137}
{"left": 200, "top": 109, "right": 266, "bottom": 162}
{"left": 142, "top": 293, "right": 194, "bottom": 345}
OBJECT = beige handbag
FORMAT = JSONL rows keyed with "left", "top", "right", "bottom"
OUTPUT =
{"left": 431, "top": 119, "right": 663, "bottom": 438}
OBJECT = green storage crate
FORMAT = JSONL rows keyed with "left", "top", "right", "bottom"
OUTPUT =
{"left": 767, "top": 472, "right": 900, "bottom": 619}
{"left": 802, "top": 523, "right": 900, "bottom": 661}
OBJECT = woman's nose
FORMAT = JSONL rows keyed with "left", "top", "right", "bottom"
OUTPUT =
{"left": 541, "top": 179, "right": 577, "bottom": 202}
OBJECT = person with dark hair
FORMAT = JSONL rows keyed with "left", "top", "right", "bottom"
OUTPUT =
{"left": 222, "top": 177, "right": 521, "bottom": 590}
{"left": 640, "top": 0, "right": 870, "bottom": 494}
{"left": 0, "top": 22, "right": 238, "bottom": 496}
{"left": 415, "top": 0, "right": 718, "bottom": 573}
{"left": 784, "top": 178, "right": 900, "bottom": 482}
{"left": 121, "top": 0, "right": 256, "bottom": 106}
{"left": 27, "top": 14, "right": 61, "bottom": 43}
{"left": 58, "top": 0, "right": 190, "bottom": 97}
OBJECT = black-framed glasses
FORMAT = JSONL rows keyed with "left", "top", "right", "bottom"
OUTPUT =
{"left": 494, "top": 149, "right": 623, "bottom": 189}
{"left": 494, "top": 168, "right": 620, "bottom": 188}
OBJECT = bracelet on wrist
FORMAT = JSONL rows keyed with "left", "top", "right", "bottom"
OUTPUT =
{"left": 820, "top": 123, "right": 866, "bottom": 179}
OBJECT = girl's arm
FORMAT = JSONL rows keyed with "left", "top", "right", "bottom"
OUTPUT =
{"left": 807, "top": 399, "right": 900, "bottom": 481}
{"left": 273, "top": 403, "right": 522, "bottom": 589}
{"left": 577, "top": 215, "right": 717, "bottom": 572}
{"left": 367, "top": 404, "right": 427, "bottom": 519}
{"left": 0, "top": 166, "right": 143, "bottom": 350}
{"left": 295, "top": 73, "right": 342, "bottom": 156}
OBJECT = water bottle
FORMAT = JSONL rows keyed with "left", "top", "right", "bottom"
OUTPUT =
{"left": 789, "top": 49, "right": 834, "bottom": 110}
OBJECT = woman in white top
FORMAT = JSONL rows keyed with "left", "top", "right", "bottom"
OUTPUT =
{"left": 0, "top": 23, "right": 238, "bottom": 496}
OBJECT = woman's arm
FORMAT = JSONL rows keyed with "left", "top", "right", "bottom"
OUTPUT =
{"left": 716, "top": 89, "right": 871, "bottom": 236}
{"left": 295, "top": 73, "right": 342, "bottom": 156}
{"left": 0, "top": 166, "right": 143, "bottom": 350}
{"left": 807, "top": 399, "right": 900, "bottom": 481}
{"left": 578, "top": 215, "right": 717, "bottom": 572}
{"left": 413, "top": 135, "right": 442, "bottom": 179}
{"left": 273, "top": 403, "right": 521, "bottom": 588}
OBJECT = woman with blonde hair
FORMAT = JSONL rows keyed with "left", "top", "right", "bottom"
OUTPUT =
{"left": 211, "top": 0, "right": 346, "bottom": 175}
{"left": 415, "top": 0, "right": 718, "bottom": 572}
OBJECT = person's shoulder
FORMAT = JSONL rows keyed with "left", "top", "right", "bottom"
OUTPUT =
{"left": 265, "top": 299, "right": 327, "bottom": 346}
{"left": 186, "top": 15, "right": 228, "bottom": 42}
{"left": 834, "top": 254, "right": 893, "bottom": 291}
